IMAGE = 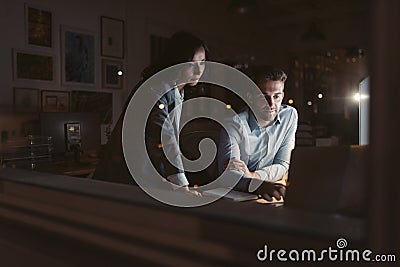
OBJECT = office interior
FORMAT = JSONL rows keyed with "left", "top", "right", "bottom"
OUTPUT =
{"left": 0, "top": 0, "right": 398, "bottom": 266}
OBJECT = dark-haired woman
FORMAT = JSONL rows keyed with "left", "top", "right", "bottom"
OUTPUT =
{"left": 94, "top": 32, "right": 208, "bottom": 196}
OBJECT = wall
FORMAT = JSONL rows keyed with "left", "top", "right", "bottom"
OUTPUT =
{"left": 0, "top": 0, "right": 126, "bottom": 143}
{"left": 0, "top": 0, "right": 368, "bottom": 141}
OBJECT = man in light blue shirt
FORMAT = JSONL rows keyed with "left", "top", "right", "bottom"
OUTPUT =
{"left": 218, "top": 68, "right": 298, "bottom": 199}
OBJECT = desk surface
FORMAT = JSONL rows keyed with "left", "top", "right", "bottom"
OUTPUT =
{"left": 3, "top": 154, "right": 98, "bottom": 177}
{"left": 0, "top": 167, "right": 369, "bottom": 267}
{"left": 0, "top": 167, "right": 366, "bottom": 243}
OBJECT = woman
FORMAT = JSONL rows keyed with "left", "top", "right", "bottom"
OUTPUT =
{"left": 94, "top": 32, "right": 208, "bottom": 196}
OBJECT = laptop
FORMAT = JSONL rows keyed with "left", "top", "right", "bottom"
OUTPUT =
{"left": 284, "top": 146, "right": 350, "bottom": 212}
{"left": 203, "top": 187, "right": 259, "bottom": 202}
{"left": 203, "top": 146, "right": 351, "bottom": 205}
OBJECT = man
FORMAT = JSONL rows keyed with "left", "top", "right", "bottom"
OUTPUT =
{"left": 218, "top": 68, "right": 298, "bottom": 200}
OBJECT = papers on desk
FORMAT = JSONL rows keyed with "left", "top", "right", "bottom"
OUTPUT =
{"left": 203, "top": 188, "right": 259, "bottom": 202}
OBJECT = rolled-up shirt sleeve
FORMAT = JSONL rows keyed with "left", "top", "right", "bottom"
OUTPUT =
{"left": 217, "top": 117, "right": 243, "bottom": 174}
{"left": 146, "top": 91, "right": 189, "bottom": 187}
{"left": 255, "top": 109, "right": 298, "bottom": 182}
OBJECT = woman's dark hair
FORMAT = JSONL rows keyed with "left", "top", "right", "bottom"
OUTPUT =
{"left": 142, "top": 31, "right": 209, "bottom": 79}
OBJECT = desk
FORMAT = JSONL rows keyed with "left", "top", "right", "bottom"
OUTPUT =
{"left": 3, "top": 153, "right": 98, "bottom": 178}
{"left": 0, "top": 168, "right": 367, "bottom": 267}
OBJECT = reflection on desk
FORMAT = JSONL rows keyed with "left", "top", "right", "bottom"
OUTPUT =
{"left": 3, "top": 152, "right": 98, "bottom": 178}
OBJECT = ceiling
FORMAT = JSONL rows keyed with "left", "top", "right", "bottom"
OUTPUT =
{"left": 211, "top": 0, "right": 368, "bottom": 28}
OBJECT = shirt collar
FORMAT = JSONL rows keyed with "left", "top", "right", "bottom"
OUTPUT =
{"left": 247, "top": 106, "right": 283, "bottom": 131}
{"left": 174, "top": 86, "right": 184, "bottom": 102}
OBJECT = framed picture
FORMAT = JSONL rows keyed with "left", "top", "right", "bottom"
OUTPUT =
{"left": 102, "top": 59, "right": 123, "bottom": 89}
{"left": 101, "top": 16, "right": 124, "bottom": 58}
{"left": 41, "top": 90, "right": 70, "bottom": 112}
{"left": 25, "top": 4, "right": 52, "bottom": 47}
{"left": 61, "top": 26, "right": 95, "bottom": 86}
{"left": 13, "top": 87, "right": 40, "bottom": 113}
{"left": 13, "top": 49, "right": 55, "bottom": 82}
{"left": 71, "top": 90, "right": 112, "bottom": 124}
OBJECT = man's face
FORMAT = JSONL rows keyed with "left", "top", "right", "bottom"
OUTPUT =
{"left": 252, "top": 80, "right": 285, "bottom": 124}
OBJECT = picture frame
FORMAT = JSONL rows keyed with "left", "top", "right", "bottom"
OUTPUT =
{"left": 101, "top": 16, "right": 124, "bottom": 58}
{"left": 25, "top": 4, "right": 52, "bottom": 47}
{"left": 13, "top": 87, "right": 40, "bottom": 113}
{"left": 61, "top": 26, "right": 96, "bottom": 86}
{"left": 13, "top": 49, "right": 55, "bottom": 83}
{"left": 71, "top": 90, "right": 112, "bottom": 124}
{"left": 41, "top": 90, "right": 70, "bottom": 112}
{"left": 102, "top": 59, "right": 123, "bottom": 89}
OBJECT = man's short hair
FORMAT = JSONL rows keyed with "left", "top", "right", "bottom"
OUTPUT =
{"left": 254, "top": 67, "right": 287, "bottom": 85}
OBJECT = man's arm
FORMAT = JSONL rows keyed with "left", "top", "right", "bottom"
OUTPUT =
{"left": 254, "top": 109, "right": 298, "bottom": 182}
{"left": 217, "top": 118, "right": 242, "bottom": 173}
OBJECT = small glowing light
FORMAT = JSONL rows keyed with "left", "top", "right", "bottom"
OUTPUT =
{"left": 288, "top": 99, "right": 294, "bottom": 104}
{"left": 353, "top": 93, "right": 369, "bottom": 102}
{"left": 117, "top": 70, "right": 123, "bottom": 76}
{"left": 157, "top": 143, "right": 163, "bottom": 149}
{"left": 317, "top": 93, "right": 323, "bottom": 99}
{"left": 193, "top": 184, "right": 198, "bottom": 189}
{"left": 307, "top": 100, "right": 313, "bottom": 106}
{"left": 238, "top": 7, "right": 246, "bottom": 13}
{"left": 158, "top": 103, "right": 165, "bottom": 109}
{"left": 226, "top": 104, "right": 232, "bottom": 109}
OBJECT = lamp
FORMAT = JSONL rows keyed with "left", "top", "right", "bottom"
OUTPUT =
{"left": 228, "top": 0, "right": 257, "bottom": 14}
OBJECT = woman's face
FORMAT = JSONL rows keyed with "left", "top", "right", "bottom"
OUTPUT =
{"left": 181, "top": 46, "right": 206, "bottom": 86}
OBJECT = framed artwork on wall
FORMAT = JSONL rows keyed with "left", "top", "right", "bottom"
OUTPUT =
{"left": 13, "top": 87, "right": 40, "bottom": 113}
{"left": 25, "top": 4, "right": 52, "bottom": 47}
{"left": 71, "top": 90, "right": 112, "bottom": 124}
{"left": 101, "top": 16, "right": 124, "bottom": 58}
{"left": 61, "top": 26, "right": 95, "bottom": 86}
{"left": 13, "top": 49, "right": 55, "bottom": 82}
{"left": 102, "top": 59, "right": 123, "bottom": 89}
{"left": 41, "top": 90, "right": 70, "bottom": 112}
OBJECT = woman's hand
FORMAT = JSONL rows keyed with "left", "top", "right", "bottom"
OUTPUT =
{"left": 178, "top": 185, "right": 202, "bottom": 197}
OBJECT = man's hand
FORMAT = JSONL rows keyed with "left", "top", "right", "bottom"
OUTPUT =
{"left": 224, "top": 158, "right": 260, "bottom": 179}
{"left": 255, "top": 172, "right": 288, "bottom": 201}
{"left": 255, "top": 182, "right": 286, "bottom": 201}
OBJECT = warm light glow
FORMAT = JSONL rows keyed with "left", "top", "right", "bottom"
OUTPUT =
{"left": 354, "top": 93, "right": 361, "bottom": 102}
{"left": 317, "top": 93, "right": 323, "bottom": 99}
{"left": 354, "top": 93, "right": 368, "bottom": 102}
{"left": 117, "top": 70, "right": 123, "bottom": 76}
{"left": 194, "top": 184, "right": 198, "bottom": 189}
{"left": 158, "top": 103, "right": 165, "bottom": 109}
{"left": 226, "top": 104, "right": 232, "bottom": 109}
{"left": 307, "top": 100, "right": 313, "bottom": 106}
{"left": 288, "top": 99, "right": 294, "bottom": 104}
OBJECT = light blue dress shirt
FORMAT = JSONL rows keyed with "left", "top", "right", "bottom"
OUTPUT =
{"left": 218, "top": 105, "right": 298, "bottom": 183}
{"left": 166, "top": 87, "right": 188, "bottom": 187}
